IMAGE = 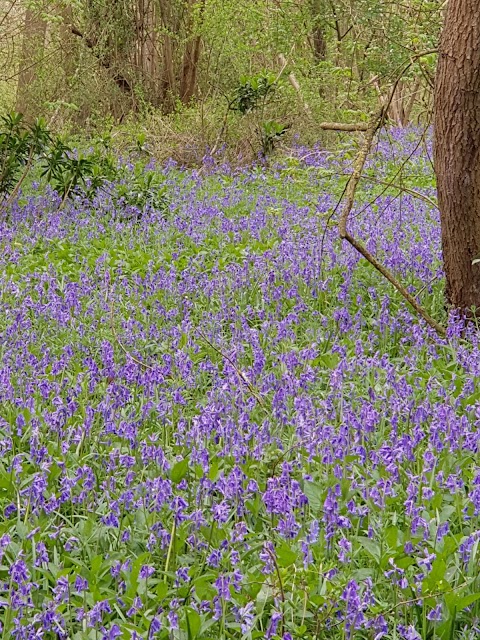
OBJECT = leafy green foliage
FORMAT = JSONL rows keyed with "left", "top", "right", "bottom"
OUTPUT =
{"left": 40, "top": 138, "right": 118, "bottom": 200}
{"left": 232, "top": 73, "right": 277, "bottom": 115}
{"left": 0, "top": 113, "right": 170, "bottom": 215}
{"left": 112, "top": 166, "right": 170, "bottom": 215}
{"left": 259, "top": 120, "right": 289, "bottom": 155}
{"left": 0, "top": 113, "right": 51, "bottom": 198}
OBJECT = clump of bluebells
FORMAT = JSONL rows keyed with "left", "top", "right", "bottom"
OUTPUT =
{"left": 0, "top": 129, "right": 478, "bottom": 639}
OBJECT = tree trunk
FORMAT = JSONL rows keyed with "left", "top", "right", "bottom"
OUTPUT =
{"left": 16, "top": 7, "right": 47, "bottom": 120}
{"left": 179, "top": 0, "right": 205, "bottom": 105}
{"left": 135, "top": 0, "right": 160, "bottom": 104}
{"left": 158, "top": 0, "right": 176, "bottom": 113}
{"left": 311, "top": 0, "right": 326, "bottom": 62}
{"left": 434, "top": 0, "right": 480, "bottom": 311}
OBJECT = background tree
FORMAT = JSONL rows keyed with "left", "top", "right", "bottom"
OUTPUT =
{"left": 0, "top": 0, "right": 445, "bottom": 160}
{"left": 15, "top": 3, "right": 46, "bottom": 121}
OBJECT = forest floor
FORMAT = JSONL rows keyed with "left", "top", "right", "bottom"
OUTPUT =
{"left": 0, "top": 129, "right": 478, "bottom": 640}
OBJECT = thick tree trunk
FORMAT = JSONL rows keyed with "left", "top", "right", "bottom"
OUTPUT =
{"left": 434, "top": 0, "right": 480, "bottom": 311}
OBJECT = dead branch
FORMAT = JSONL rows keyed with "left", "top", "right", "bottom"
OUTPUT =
{"left": 108, "top": 284, "right": 156, "bottom": 371}
{"left": 318, "top": 122, "right": 369, "bottom": 132}
{"left": 196, "top": 329, "right": 265, "bottom": 408}
{"left": 70, "top": 26, "right": 132, "bottom": 94}
{"left": 335, "top": 108, "right": 446, "bottom": 338}
{"left": 278, "top": 53, "right": 310, "bottom": 115}
{"left": 345, "top": 232, "right": 446, "bottom": 336}
{"left": 356, "top": 174, "right": 438, "bottom": 210}
{"left": 339, "top": 109, "right": 384, "bottom": 238}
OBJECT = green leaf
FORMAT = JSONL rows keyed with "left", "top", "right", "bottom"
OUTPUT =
{"left": 312, "top": 353, "right": 340, "bottom": 369}
{"left": 303, "top": 481, "right": 323, "bottom": 512}
{"left": 276, "top": 541, "right": 297, "bottom": 568}
{"left": 156, "top": 581, "right": 168, "bottom": 600}
{"left": 194, "top": 575, "right": 216, "bottom": 600}
{"left": 171, "top": 457, "right": 190, "bottom": 483}
{"left": 446, "top": 592, "right": 480, "bottom": 613}
{"left": 90, "top": 555, "right": 103, "bottom": 578}
{"left": 16, "top": 521, "right": 28, "bottom": 540}
{"left": 185, "top": 607, "right": 201, "bottom": 639}
{"left": 357, "top": 537, "right": 381, "bottom": 564}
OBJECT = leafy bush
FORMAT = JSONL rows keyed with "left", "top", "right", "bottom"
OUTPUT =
{"left": 0, "top": 113, "right": 51, "bottom": 198}
{"left": 232, "top": 73, "right": 278, "bottom": 115}
{"left": 0, "top": 113, "right": 170, "bottom": 216}
{"left": 110, "top": 167, "right": 170, "bottom": 219}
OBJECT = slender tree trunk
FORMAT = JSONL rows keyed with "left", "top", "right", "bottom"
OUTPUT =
{"left": 16, "top": 7, "right": 47, "bottom": 120}
{"left": 60, "top": 4, "right": 76, "bottom": 81}
{"left": 434, "top": 0, "right": 480, "bottom": 311}
{"left": 158, "top": 0, "right": 176, "bottom": 113}
{"left": 179, "top": 0, "right": 205, "bottom": 105}
{"left": 135, "top": 0, "right": 160, "bottom": 104}
{"left": 311, "top": 0, "right": 326, "bottom": 62}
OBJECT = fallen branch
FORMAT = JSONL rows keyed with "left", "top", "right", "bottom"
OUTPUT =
{"left": 71, "top": 26, "right": 132, "bottom": 94}
{"left": 339, "top": 108, "right": 384, "bottom": 238}
{"left": 318, "top": 122, "right": 369, "bottom": 132}
{"left": 278, "top": 53, "right": 310, "bottom": 115}
{"left": 345, "top": 232, "right": 446, "bottom": 337}
{"left": 336, "top": 108, "right": 446, "bottom": 338}
{"left": 108, "top": 283, "right": 156, "bottom": 371}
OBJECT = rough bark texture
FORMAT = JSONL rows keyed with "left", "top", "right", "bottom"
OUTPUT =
{"left": 16, "top": 8, "right": 47, "bottom": 120}
{"left": 135, "top": 0, "right": 160, "bottom": 104}
{"left": 310, "top": 0, "right": 326, "bottom": 66}
{"left": 434, "top": 0, "right": 480, "bottom": 310}
{"left": 179, "top": 0, "right": 204, "bottom": 104}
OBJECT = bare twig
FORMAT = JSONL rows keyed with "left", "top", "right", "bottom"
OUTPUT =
{"left": 264, "top": 545, "right": 285, "bottom": 637}
{"left": 0, "top": 148, "right": 34, "bottom": 217}
{"left": 355, "top": 174, "right": 438, "bottom": 210}
{"left": 108, "top": 284, "right": 155, "bottom": 371}
{"left": 318, "top": 579, "right": 469, "bottom": 633}
{"left": 196, "top": 329, "right": 265, "bottom": 407}
{"left": 415, "top": 273, "right": 441, "bottom": 298}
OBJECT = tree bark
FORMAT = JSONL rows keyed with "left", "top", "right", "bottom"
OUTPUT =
{"left": 135, "top": 0, "right": 160, "bottom": 104}
{"left": 434, "top": 0, "right": 480, "bottom": 311}
{"left": 179, "top": 0, "right": 205, "bottom": 105}
{"left": 311, "top": 0, "right": 326, "bottom": 62}
{"left": 16, "top": 7, "right": 47, "bottom": 120}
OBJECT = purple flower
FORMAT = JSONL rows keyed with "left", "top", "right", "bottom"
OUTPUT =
{"left": 102, "top": 624, "right": 122, "bottom": 639}
{"left": 139, "top": 565, "right": 155, "bottom": 579}
{"left": 266, "top": 611, "right": 282, "bottom": 640}
{"left": 399, "top": 625, "right": 422, "bottom": 640}
{"left": 74, "top": 575, "right": 88, "bottom": 592}
{"left": 167, "top": 610, "right": 178, "bottom": 630}
{"left": 236, "top": 602, "right": 255, "bottom": 634}
{"left": 148, "top": 616, "right": 162, "bottom": 637}
{"left": 214, "top": 574, "right": 231, "bottom": 600}
{"left": 10, "top": 557, "right": 29, "bottom": 583}
{"left": 427, "top": 605, "right": 442, "bottom": 621}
